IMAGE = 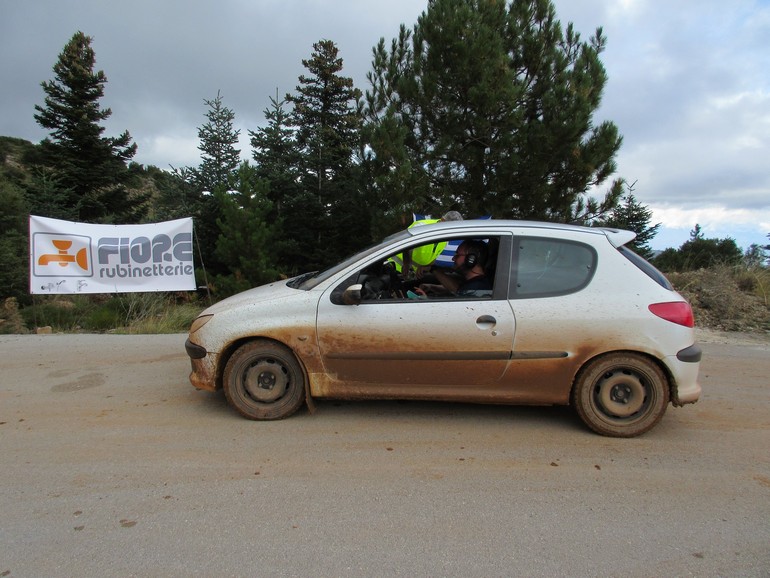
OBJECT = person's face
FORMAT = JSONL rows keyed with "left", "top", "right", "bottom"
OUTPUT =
{"left": 452, "top": 245, "right": 469, "bottom": 270}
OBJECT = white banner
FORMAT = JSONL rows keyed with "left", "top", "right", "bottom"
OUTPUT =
{"left": 29, "top": 215, "right": 196, "bottom": 294}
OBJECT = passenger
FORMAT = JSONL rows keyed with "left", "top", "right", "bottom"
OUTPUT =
{"left": 415, "top": 239, "right": 493, "bottom": 298}
{"left": 400, "top": 210, "right": 464, "bottom": 276}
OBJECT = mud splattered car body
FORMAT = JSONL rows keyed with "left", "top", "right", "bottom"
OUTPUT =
{"left": 186, "top": 220, "right": 701, "bottom": 437}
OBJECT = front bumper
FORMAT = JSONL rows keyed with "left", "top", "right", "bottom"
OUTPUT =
{"left": 185, "top": 338, "right": 218, "bottom": 392}
{"left": 185, "top": 338, "right": 207, "bottom": 359}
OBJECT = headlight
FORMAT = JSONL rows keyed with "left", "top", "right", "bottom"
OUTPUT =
{"left": 189, "top": 314, "right": 214, "bottom": 334}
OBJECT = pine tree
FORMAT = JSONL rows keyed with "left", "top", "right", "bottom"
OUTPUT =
{"left": 654, "top": 228, "right": 743, "bottom": 272}
{"left": 0, "top": 181, "right": 30, "bottom": 304}
{"left": 174, "top": 92, "right": 242, "bottom": 283}
{"left": 690, "top": 224, "right": 704, "bottom": 241}
{"left": 33, "top": 31, "right": 146, "bottom": 223}
{"left": 194, "top": 91, "right": 241, "bottom": 194}
{"left": 250, "top": 94, "right": 299, "bottom": 215}
{"left": 743, "top": 243, "right": 768, "bottom": 268}
{"left": 135, "top": 164, "right": 199, "bottom": 223}
{"left": 597, "top": 190, "right": 660, "bottom": 259}
{"left": 249, "top": 94, "right": 302, "bottom": 274}
{"left": 213, "top": 162, "right": 279, "bottom": 295}
{"left": 285, "top": 40, "right": 366, "bottom": 269}
{"left": 364, "top": 0, "right": 623, "bottom": 222}
{"left": 288, "top": 41, "right": 362, "bottom": 194}
{"left": 25, "top": 166, "right": 78, "bottom": 221}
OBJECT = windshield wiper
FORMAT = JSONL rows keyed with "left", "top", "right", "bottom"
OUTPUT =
{"left": 286, "top": 271, "right": 318, "bottom": 289}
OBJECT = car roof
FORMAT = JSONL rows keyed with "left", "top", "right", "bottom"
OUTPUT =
{"left": 404, "top": 219, "right": 637, "bottom": 248}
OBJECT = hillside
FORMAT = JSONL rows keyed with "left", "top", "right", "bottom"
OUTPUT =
{"left": 669, "top": 267, "right": 770, "bottom": 333}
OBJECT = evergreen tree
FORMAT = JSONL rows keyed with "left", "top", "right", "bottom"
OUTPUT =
{"left": 743, "top": 243, "right": 768, "bottom": 268}
{"left": 250, "top": 94, "right": 301, "bottom": 216}
{"left": 130, "top": 163, "right": 198, "bottom": 223}
{"left": 654, "top": 229, "right": 743, "bottom": 272}
{"left": 288, "top": 41, "right": 362, "bottom": 194}
{"left": 286, "top": 40, "right": 366, "bottom": 269}
{"left": 0, "top": 181, "right": 31, "bottom": 303}
{"left": 174, "top": 92, "right": 242, "bottom": 285}
{"left": 33, "top": 31, "right": 146, "bottom": 223}
{"left": 596, "top": 190, "right": 660, "bottom": 259}
{"left": 249, "top": 94, "right": 301, "bottom": 274}
{"left": 690, "top": 223, "right": 704, "bottom": 241}
{"left": 214, "top": 162, "right": 279, "bottom": 295}
{"left": 193, "top": 91, "right": 242, "bottom": 193}
{"left": 24, "top": 166, "right": 77, "bottom": 221}
{"left": 364, "top": 0, "right": 623, "bottom": 222}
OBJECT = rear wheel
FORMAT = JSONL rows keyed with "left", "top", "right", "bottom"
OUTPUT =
{"left": 572, "top": 353, "right": 669, "bottom": 437}
{"left": 223, "top": 341, "right": 306, "bottom": 420}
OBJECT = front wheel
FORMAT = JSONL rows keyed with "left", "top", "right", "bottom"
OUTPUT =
{"left": 223, "top": 340, "right": 306, "bottom": 420}
{"left": 572, "top": 353, "right": 669, "bottom": 437}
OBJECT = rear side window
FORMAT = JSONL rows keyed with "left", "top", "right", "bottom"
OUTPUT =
{"left": 511, "top": 237, "right": 596, "bottom": 298}
{"left": 618, "top": 246, "right": 673, "bottom": 290}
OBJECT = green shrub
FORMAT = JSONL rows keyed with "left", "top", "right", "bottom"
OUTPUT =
{"left": 0, "top": 297, "right": 29, "bottom": 334}
{"left": 17, "top": 293, "right": 205, "bottom": 333}
{"left": 20, "top": 296, "right": 85, "bottom": 331}
{"left": 124, "top": 303, "right": 203, "bottom": 334}
{"left": 84, "top": 305, "right": 123, "bottom": 331}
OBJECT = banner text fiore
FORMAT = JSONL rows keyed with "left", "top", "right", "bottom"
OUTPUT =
{"left": 29, "top": 216, "right": 196, "bottom": 294}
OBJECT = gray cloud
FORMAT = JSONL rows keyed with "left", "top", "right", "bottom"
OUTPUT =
{"left": 2, "top": 0, "right": 768, "bottom": 247}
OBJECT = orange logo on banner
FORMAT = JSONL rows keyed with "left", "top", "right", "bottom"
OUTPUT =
{"left": 37, "top": 239, "right": 89, "bottom": 271}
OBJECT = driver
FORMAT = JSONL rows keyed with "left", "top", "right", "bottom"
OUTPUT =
{"left": 415, "top": 239, "right": 493, "bottom": 298}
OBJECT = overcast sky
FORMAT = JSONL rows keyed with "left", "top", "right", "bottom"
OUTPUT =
{"left": 2, "top": 0, "right": 769, "bottom": 250}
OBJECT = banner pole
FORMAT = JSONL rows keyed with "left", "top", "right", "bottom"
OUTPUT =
{"left": 32, "top": 294, "right": 38, "bottom": 332}
{"left": 193, "top": 225, "right": 212, "bottom": 305}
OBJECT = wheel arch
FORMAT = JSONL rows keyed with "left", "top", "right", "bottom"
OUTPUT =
{"left": 215, "top": 335, "right": 310, "bottom": 394}
{"left": 219, "top": 335, "right": 315, "bottom": 419}
{"left": 570, "top": 349, "right": 673, "bottom": 437}
{"left": 570, "top": 349, "right": 674, "bottom": 405}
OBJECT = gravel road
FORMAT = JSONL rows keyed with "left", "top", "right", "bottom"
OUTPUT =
{"left": 0, "top": 331, "right": 768, "bottom": 577}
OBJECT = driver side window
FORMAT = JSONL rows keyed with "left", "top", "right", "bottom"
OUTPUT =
{"left": 337, "top": 235, "right": 500, "bottom": 303}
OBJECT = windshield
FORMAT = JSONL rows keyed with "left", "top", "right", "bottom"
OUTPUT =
{"left": 294, "top": 230, "right": 411, "bottom": 290}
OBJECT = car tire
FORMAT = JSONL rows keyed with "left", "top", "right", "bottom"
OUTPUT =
{"left": 223, "top": 340, "right": 306, "bottom": 420}
{"left": 572, "top": 353, "right": 670, "bottom": 437}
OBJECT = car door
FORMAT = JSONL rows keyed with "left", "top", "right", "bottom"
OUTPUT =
{"left": 315, "top": 235, "right": 515, "bottom": 398}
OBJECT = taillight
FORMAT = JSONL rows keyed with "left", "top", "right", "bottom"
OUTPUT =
{"left": 648, "top": 302, "right": 694, "bottom": 327}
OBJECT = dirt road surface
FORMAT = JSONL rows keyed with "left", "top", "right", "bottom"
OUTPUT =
{"left": 1, "top": 331, "right": 768, "bottom": 577}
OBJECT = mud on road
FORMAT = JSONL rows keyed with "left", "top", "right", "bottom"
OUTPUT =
{"left": 0, "top": 331, "right": 768, "bottom": 577}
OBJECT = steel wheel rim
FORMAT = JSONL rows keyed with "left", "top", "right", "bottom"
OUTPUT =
{"left": 593, "top": 368, "right": 650, "bottom": 419}
{"left": 243, "top": 358, "right": 289, "bottom": 403}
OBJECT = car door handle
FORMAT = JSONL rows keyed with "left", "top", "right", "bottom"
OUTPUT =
{"left": 476, "top": 315, "right": 497, "bottom": 330}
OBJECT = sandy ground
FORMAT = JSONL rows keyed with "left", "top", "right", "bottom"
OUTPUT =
{"left": 0, "top": 332, "right": 768, "bottom": 577}
{"left": 696, "top": 326, "right": 770, "bottom": 346}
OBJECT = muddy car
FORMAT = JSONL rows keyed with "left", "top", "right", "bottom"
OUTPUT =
{"left": 185, "top": 220, "right": 701, "bottom": 437}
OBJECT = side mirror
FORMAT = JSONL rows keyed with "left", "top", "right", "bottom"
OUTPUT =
{"left": 342, "top": 283, "right": 363, "bottom": 305}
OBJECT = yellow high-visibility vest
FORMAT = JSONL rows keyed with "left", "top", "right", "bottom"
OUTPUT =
{"left": 391, "top": 219, "right": 447, "bottom": 271}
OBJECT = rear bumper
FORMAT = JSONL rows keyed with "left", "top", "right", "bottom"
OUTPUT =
{"left": 676, "top": 343, "right": 702, "bottom": 363}
{"left": 668, "top": 344, "right": 702, "bottom": 406}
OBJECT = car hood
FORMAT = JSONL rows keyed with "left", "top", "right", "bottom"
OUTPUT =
{"left": 201, "top": 279, "right": 302, "bottom": 315}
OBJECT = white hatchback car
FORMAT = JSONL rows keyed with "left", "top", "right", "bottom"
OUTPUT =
{"left": 185, "top": 220, "right": 701, "bottom": 437}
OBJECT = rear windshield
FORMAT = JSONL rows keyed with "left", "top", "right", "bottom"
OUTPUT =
{"left": 618, "top": 246, "right": 673, "bottom": 290}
